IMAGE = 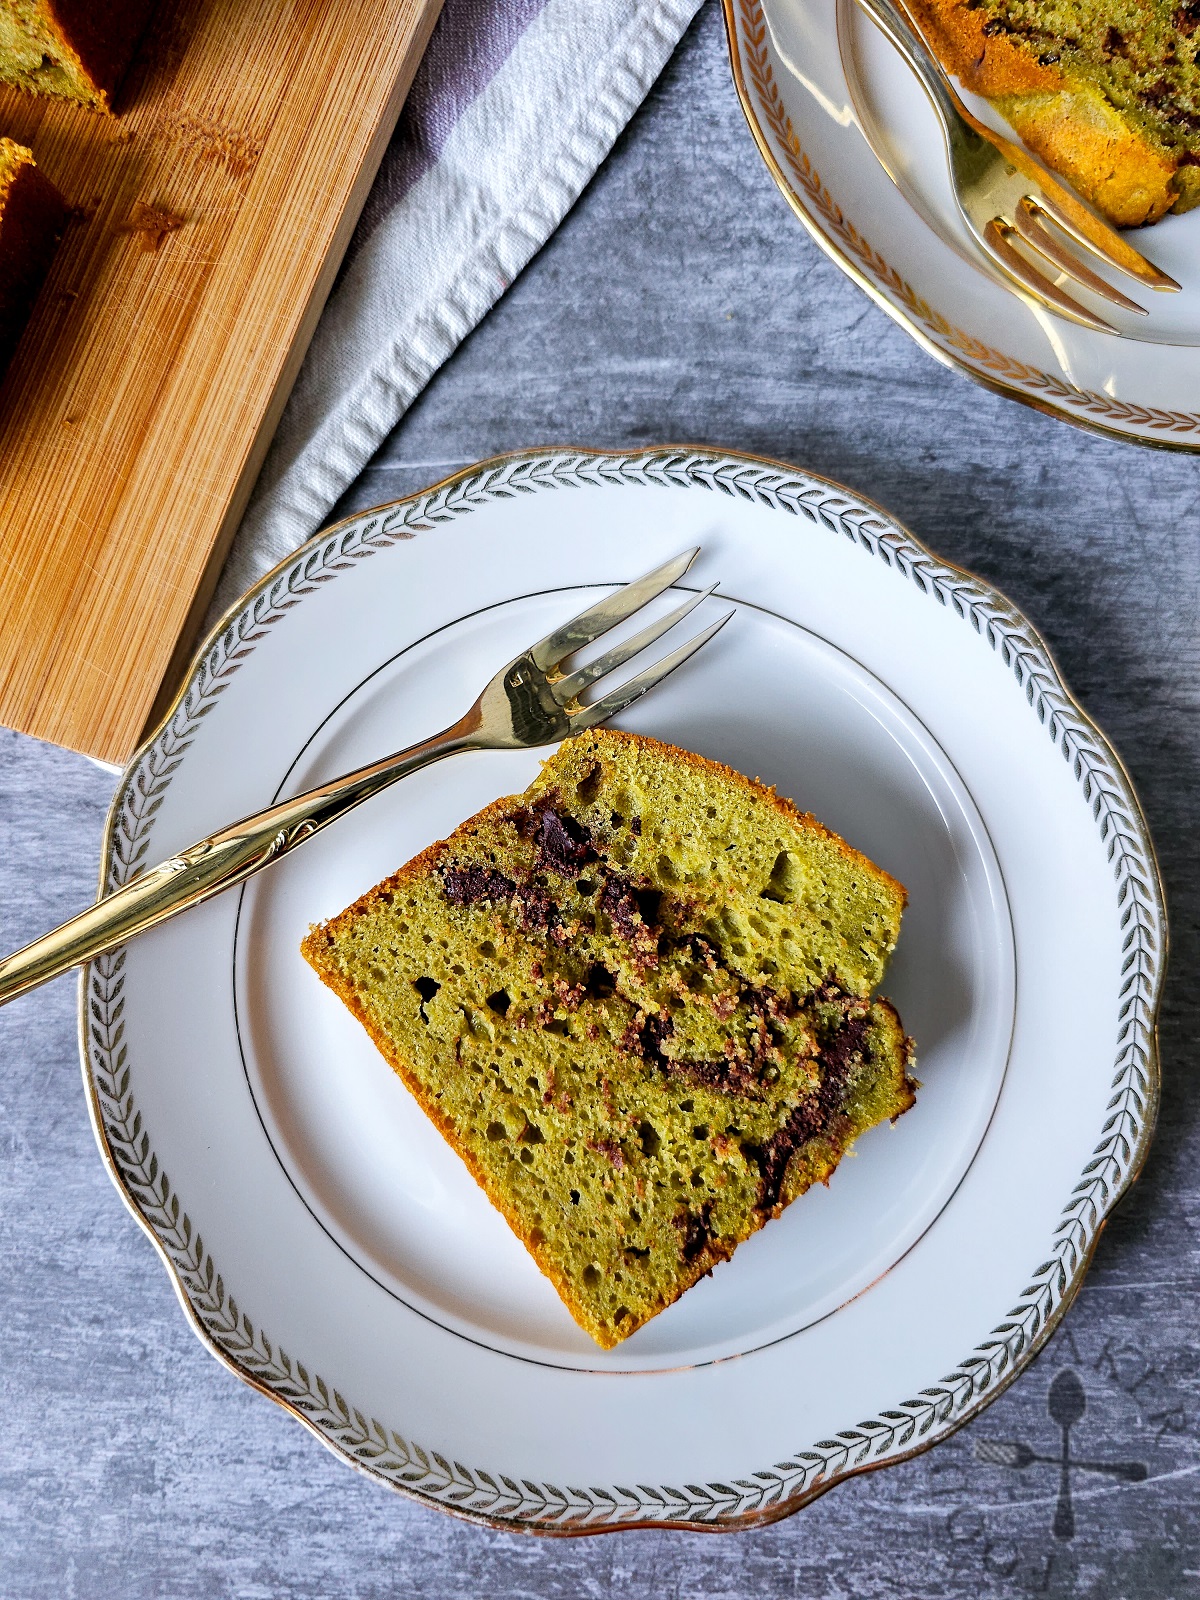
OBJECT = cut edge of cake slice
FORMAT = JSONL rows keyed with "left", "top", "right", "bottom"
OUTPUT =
{"left": 0, "top": 137, "right": 68, "bottom": 377}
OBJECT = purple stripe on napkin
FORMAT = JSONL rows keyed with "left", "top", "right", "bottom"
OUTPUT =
{"left": 214, "top": 0, "right": 704, "bottom": 625}
{"left": 356, "top": 0, "right": 551, "bottom": 243}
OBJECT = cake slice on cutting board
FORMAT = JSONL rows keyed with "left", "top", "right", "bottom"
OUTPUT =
{"left": 0, "top": 136, "right": 67, "bottom": 376}
{"left": 0, "top": 0, "right": 158, "bottom": 111}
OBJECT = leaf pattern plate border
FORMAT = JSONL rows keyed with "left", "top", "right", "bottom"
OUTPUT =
{"left": 81, "top": 447, "right": 1165, "bottom": 1533}
{"left": 723, "top": 0, "right": 1200, "bottom": 450}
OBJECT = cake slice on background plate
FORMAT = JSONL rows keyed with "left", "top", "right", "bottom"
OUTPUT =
{"left": 303, "top": 730, "right": 917, "bottom": 1349}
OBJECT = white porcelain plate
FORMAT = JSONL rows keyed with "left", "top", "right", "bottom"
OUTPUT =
{"left": 724, "top": 0, "right": 1200, "bottom": 447}
{"left": 82, "top": 448, "right": 1164, "bottom": 1531}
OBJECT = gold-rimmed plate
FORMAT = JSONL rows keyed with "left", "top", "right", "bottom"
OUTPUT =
{"left": 725, "top": 0, "right": 1200, "bottom": 447}
{"left": 82, "top": 448, "right": 1163, "bottom": 1530}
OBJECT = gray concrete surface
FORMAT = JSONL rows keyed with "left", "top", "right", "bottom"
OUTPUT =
{"left": 1, "top": 4, "right": 1197, "bottom": 1594}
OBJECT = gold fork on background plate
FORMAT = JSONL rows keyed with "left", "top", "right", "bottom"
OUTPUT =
{"left": 852, "top": 0, "right": 1181, "bottom": 332}
{"left": 0, "top": 549, "right": 730, "bottom": 1007}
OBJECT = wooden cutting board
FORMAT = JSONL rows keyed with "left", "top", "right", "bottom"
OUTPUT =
{"left": 0, "top": 0, "right": 441, "bottom": 765}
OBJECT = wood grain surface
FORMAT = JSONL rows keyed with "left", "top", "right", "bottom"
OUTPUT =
{"left": 0, "top": 0, "right": 441, "bottom": 765}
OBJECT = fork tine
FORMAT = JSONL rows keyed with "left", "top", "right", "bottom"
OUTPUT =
{"left": 529, "top": 548, "right": 700, "bottom": 671}
{"left": 1023, "top": 180, "right": 1181, "bottom": 292}
{"left": 567, "top": 611, "right": 734, "bottom": 731}
{"left": 554, "top": 584, "right": 718, "bottom": 702}
{"left": 1013, "top": 200, "right": 1147, "bottom": 314}
{"left": 982, "top": 220, "right": 1118, "bottom": 334}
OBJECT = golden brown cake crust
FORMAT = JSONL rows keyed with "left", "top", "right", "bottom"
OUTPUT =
{"left": 0, "top": 0, "right": 158, "bottom": 112}
{"left": 909, "top": 0, "right": 1185, "bottom": 224}
{"left": 47, "top": 0, "right": 157, "bottom": 109}
{"left": 0, "top": 138, "right": 67, "bottom": 376}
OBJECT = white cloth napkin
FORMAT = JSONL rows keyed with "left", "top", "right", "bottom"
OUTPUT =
{"left": 210, "top": 0, "right": 703, "bottom": 621}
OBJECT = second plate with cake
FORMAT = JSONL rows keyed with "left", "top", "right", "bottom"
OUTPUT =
{"left": 725, "top": 0, "right": 1200, "bottom": 446}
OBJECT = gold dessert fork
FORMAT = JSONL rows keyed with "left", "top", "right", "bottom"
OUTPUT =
{"left": 852, "top": 0, "right": 1181, "bottom": 332}
{"left": 0, "top": 549, "right": 730, "bottom": 1008}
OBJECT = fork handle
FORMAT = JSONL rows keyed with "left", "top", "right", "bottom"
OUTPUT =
{"left": 851, "top": 0, "right": 986, "bottom": 141}
{"left": 0, "top": 717, "right": 480, "bottom": 1009}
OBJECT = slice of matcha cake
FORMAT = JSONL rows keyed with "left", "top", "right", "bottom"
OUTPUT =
{"left": 0, "top": 137, "right": 67, "bottom": 377}
{"left": 911, "top": 0, "right": 1200, "bottom": 224}
{"left": 302, "top": 730, "right": 917, "bottom": 1349}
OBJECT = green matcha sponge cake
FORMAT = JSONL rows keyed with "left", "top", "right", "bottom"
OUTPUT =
{"left": 0, "top": 137, "right": 67, "bottom": 378}
{"left": 302, "top": 730, "right": 917, "bottom": 1348}
{"left": 912, "top": 0, "right": 1200, "bottom": 224}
